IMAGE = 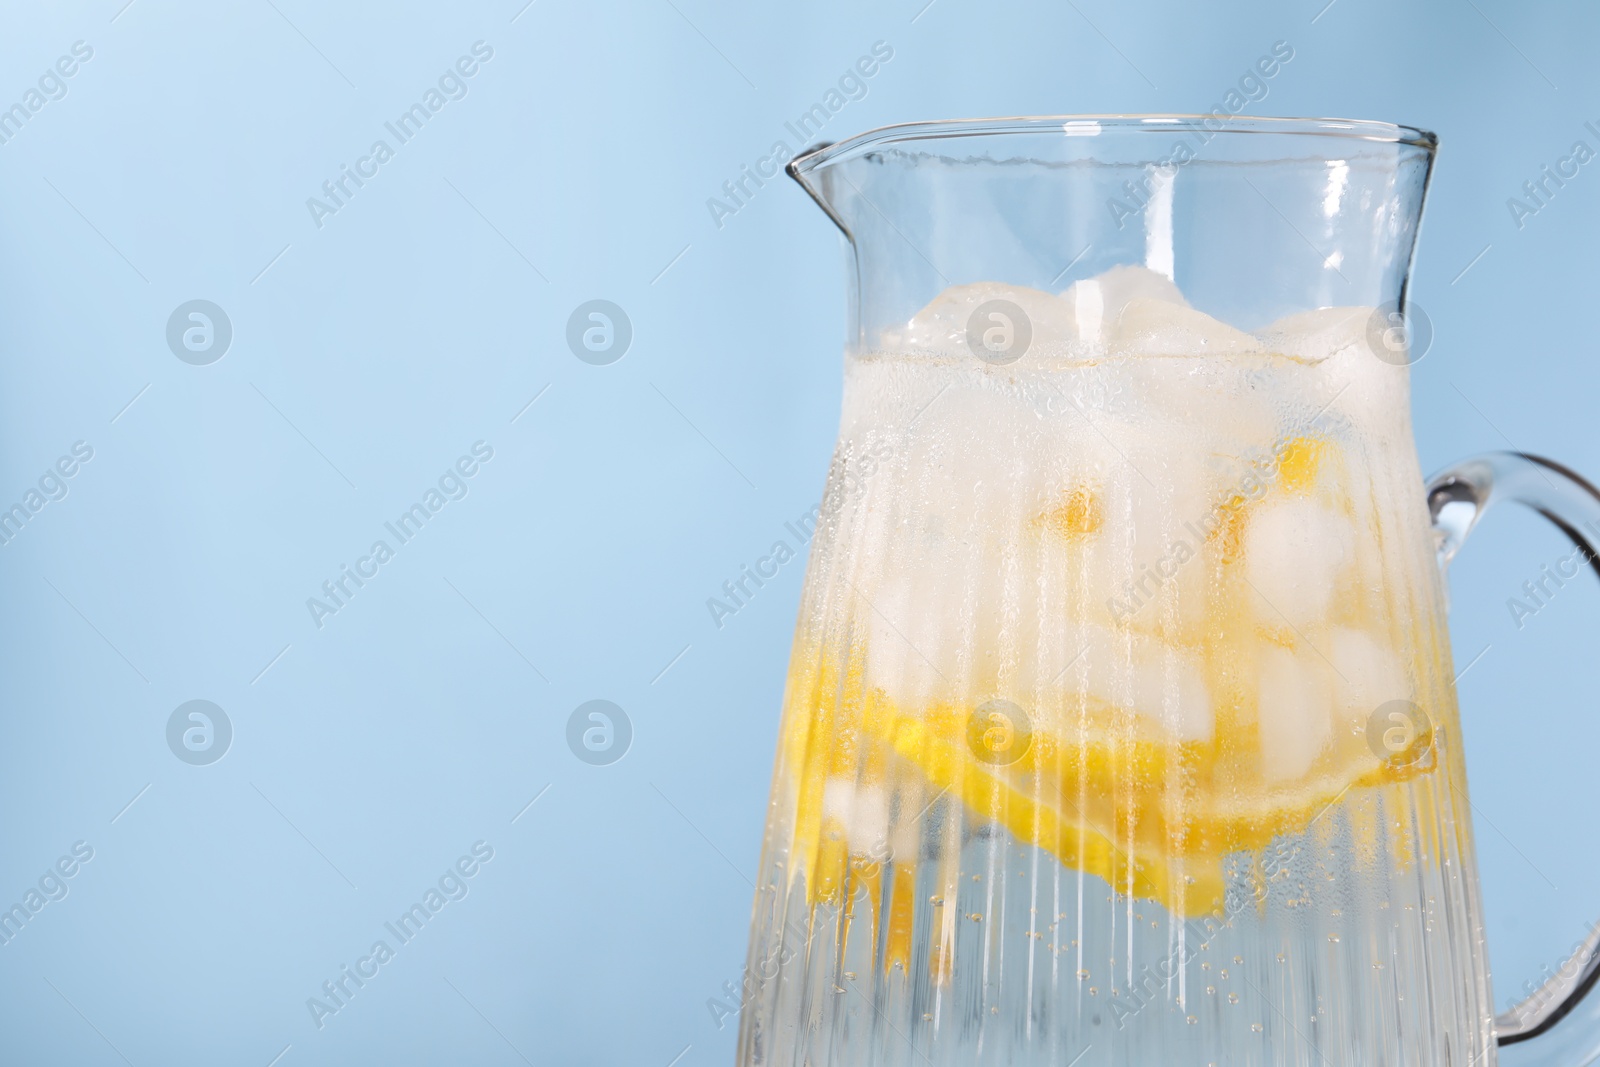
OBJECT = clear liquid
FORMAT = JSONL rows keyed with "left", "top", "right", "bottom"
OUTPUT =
{"left": 739, "top": 341, "right": 1492, "bottom": 1066}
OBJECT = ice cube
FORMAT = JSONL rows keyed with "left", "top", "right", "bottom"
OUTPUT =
{"left": 1255, "top": 306, "right": 1372, "bottom": 363}
{"left": 1112, "top": 298, "right": 1263, "bottom": 357}
{"left": 1255, "top": 306, "right": 1410, "bottom": 427}
{"left": 1257, "top": 645, "right": 1333, "bottom": 783}
{"left": 1094, "top": 427, "right": 1217, "bottom": 634}
{"left": 887, "top": 282, "right": 1079, "bottom": 357}
{"left": 1136, "top": 644, "right": 1215, "bottom": 743}
{"left": 1021, "top": 408, "right": 1220, "bottom": 638}
{"left": 888, "top": 790, "right": 923, "bottom": 863}
{"left": 1051, "top": 624, "right": 1214, "bottom": 743}
{"left": 822, "top": 780, "right": 891, "bottom": 857}
{"left": 1243, "top": 499, "right": 1354, "bottom": 630}
{"left": 1329, "top": 627, "right": 1410, "bottom": 725}
{"left": 862, "top": 560, "right": 953, "bottom": 710}
{"left": 1060, "top": 264, "right": 1188, "bottom": 345}
{"left": 901, "top": 376, "right": 1047, "bottom": 553}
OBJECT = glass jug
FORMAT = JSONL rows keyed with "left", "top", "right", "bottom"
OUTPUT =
{"left": 736, "top": 116, "right": 1600, "bottom": 1067}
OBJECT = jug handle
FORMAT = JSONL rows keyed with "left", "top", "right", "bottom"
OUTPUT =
{"left": 1427, "top": 451, "right": 1600, "bottom": 1051}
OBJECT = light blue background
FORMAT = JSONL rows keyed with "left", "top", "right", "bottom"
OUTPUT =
{"left": 0, "top": 1, "right": 1595, "bottom": 1064}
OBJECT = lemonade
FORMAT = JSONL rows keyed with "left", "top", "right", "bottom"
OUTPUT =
{"left": 738, "top": 267, "right": 1482, "bottom": 1066}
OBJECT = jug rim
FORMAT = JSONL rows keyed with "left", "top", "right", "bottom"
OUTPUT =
{"left": 787, "top": 114, "right": 1438, "bottom": 177}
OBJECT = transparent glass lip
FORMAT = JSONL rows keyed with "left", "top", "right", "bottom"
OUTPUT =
{"left": 787, "top": 114, "right": 1439, "bottom": 179}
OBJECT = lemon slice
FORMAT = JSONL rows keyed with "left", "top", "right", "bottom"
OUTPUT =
{"left": 777, "top": 431, "right": 1448, "bottom": 922}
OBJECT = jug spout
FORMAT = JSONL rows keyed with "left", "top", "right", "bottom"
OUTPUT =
{"left": 785, "top": 140, "right": 845, "bottom": 233}
{"left": 785, "top": 116, "right": 1435, "bottom": 355}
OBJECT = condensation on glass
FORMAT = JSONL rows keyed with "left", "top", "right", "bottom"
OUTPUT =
{"left": 736, "top": 116, "right": 1600, "bottom": 1067}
